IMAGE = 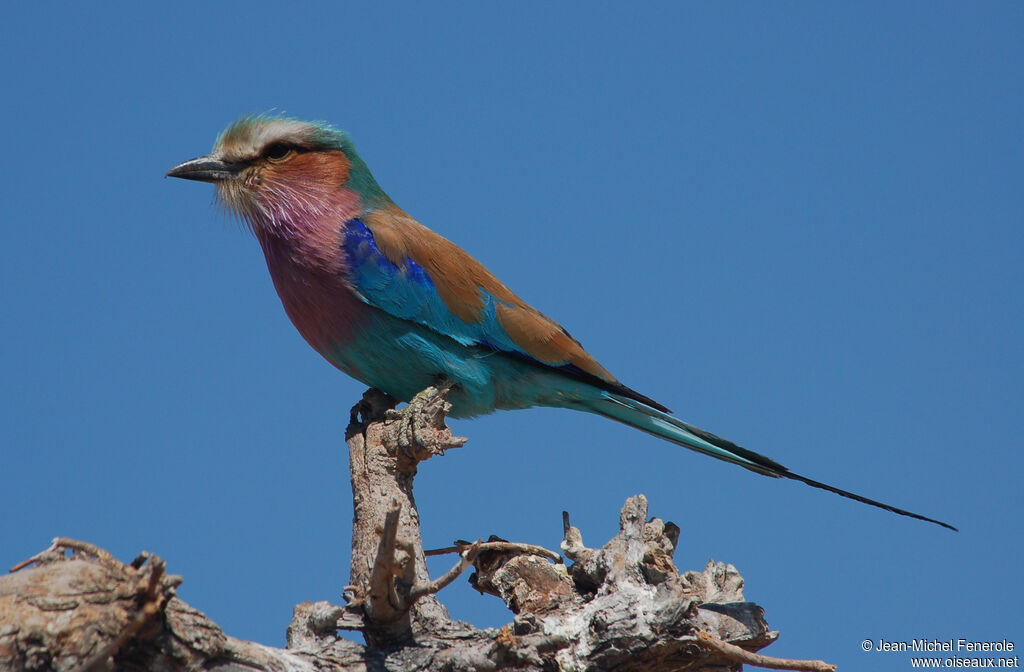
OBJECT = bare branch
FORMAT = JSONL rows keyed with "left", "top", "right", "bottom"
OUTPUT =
{"left": 696, "top": 631, "right": 836, "bottom": 671}
{"left": 10, "top": 536, "right": 120, "bottom": 572}
{"left": 425, "top": 541, "right": 561, "bottom": 563}
{"left": 409, "top": 540, "right": 481, "bottom": 603}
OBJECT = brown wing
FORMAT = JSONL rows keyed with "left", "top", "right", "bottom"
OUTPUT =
{"left": 362, "top": 207, "right": 670, "bottom": 413}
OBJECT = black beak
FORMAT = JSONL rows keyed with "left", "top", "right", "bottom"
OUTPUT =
{"left": 166, "top": 155, "right": 241, "bottom": 183}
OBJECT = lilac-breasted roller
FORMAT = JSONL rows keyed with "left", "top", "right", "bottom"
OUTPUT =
{"left": 167, "top": 114, "right": 955, "bottom": 531}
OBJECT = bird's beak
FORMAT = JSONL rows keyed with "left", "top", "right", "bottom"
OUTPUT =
{"left": 166, "top": 155, "right": 241, "bottom": 183}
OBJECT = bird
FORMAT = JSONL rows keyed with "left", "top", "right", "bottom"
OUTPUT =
{"left": 167, "top": 113, "right": 956, "bottom": 531}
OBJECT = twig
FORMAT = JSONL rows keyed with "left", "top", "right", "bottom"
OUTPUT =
{"left": 10, "top": 537, "right": 120, "bottom": 572}
{"left": 423, "top": 546, "right": 461, "bottom": 556}
{"left": 409, "top": 541, "right": 481, "bottom": 603}
{"left": 696, "top": 631, "right": 836, "bottom": 672}
{"left": 424, "top": 541, "right": 561, "bottom": 563}
{"left": 9, "top": 540, "right": 60, "bottom": 572}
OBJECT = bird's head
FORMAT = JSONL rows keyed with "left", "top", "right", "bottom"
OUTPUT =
{"left": 167, "top": 114, "right": 388, "bottom": 232}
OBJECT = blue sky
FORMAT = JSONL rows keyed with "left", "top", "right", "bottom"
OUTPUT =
{"left": 2, "top": 3, "right": 1021, "bottom": 669}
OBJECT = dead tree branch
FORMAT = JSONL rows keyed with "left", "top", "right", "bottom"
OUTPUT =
{"left": 0, "top": 385, "right": 835, "bottom": 672}
{"left": 408, "top": 540, "right": 481, "bottom": 603}
{"left": 696, "top": 631, "right": 837, "bottom": 671}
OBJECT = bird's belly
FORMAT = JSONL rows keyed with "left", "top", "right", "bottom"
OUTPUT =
{"left": 265, "top": 258, "right": 590, "bottom": 417}
{"left": 267, "top": 262, "right": 503, "bottom": 415}
{"left": 321, "top": 308, "right": 576, "bottom": 418}
{"left": 320, "top": 309, "right": 495, "bottom": 416}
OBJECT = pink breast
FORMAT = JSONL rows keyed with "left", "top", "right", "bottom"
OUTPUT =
{"left": 259, "top": 233, "right": 367, "bottom": 358}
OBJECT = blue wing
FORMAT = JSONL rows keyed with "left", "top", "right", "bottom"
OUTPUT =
{"left": 341, "top": 218, "right": 524, "bottom": 355}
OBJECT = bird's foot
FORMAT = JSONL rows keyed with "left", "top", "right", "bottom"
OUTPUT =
{"left": 384, "top": 379, "right": 467, "bottom": 461}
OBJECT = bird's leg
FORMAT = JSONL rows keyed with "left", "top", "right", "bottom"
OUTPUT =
{"left": 385, "top": 377, "right": 465, "bottom": 459}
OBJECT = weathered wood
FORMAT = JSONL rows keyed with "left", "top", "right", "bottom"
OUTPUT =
{"left": 0, "top": 386, "right": 835, "bottom": 672}
{"left": 345, "top": 385, "right": 465, "bottom": 644}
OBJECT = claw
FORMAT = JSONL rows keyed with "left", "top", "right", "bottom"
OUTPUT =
{"left": 384, "top": 381, "right": 467, "bottom": 460}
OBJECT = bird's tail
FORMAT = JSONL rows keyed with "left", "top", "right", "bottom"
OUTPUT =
{"left": 581, "top": 392, "right": 957, "bottom": 531}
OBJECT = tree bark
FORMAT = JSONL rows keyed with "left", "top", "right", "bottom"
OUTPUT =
{"left": 0, "top": 386, "right": 835, "bottom": 672}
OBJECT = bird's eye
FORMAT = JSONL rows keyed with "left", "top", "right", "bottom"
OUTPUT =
{"left": 264, "top": 143, "right": 294, "bottom": 161}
